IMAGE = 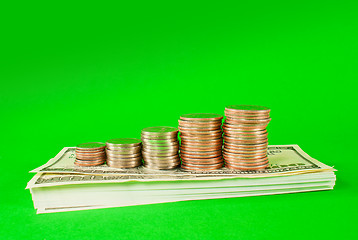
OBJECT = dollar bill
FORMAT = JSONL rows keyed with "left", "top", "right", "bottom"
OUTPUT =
{"left": 28, "top": 145, "right": 335, "bottom": 187}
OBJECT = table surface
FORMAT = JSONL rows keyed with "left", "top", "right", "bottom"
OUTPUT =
{"left": 1, "top": 1, "right": 357, "bottom": 239}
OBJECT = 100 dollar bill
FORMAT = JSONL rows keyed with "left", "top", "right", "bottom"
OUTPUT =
{"left": 29, "top": 145, "right": 334, "bottom": 182}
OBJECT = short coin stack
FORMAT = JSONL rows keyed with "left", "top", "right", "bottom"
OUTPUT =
{"left": 179, "top": 113, "right": 224, "bottom": 171}
{"left": 106, "top": 138, "right": 142, "bottom": 168}
{"left": 223, "top": 105, "right": 271, "bottom": 170}
{"left": 75, "top": 142, "right": 106, "bottom": 166}
{"left": 141, "top": 126, "right": 180, "bottom": 170}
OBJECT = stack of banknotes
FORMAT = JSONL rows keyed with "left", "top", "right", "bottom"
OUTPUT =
{"left": 27, "top": 145, "right": 336, "bottom": 214}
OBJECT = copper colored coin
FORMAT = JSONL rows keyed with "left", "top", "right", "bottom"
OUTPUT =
{"left": 223, "top": 123, "right": 268, "bottom": 130}
{"left": 225, "top": 117, "right": 271, "bottom": 124}
{"left": 182, "top": 159, "right": 223, "bottom": 165}
{"left": 181, "top": 145, "right": 222, "bottom": 151}
{"left": 179, "top": 129, "right": 222, "bottom": 135}
{"left": 74, "top": 160, "right": 105, "bottom": 166}
{"left": 224, "top": 158, "right": 268, "bottom": 166}
{"left": 180, "top": 133, "right": 222, "bottom": 139}
{"left": 178, "top": 125, "right": 221, "bottom": 131}
{"left": 180, "top": 155, "right": 223, "bottom": 162}
{"left": 181, "top": 142, "right": 222, "bottom": 147}
{"left": 75, "top": 152, "right": 106, "bottom": 157}
{"left": 224, "top": 139, "right": 268, "bottom": 145}
{"left": 225, "top": 164, "right": 269, "bottom": 171}
{"left": 223, "top": 150, "right": 267, "bottom": 158}
{"left": 75, "top": 155, "right": 106, "bottom": 161}
{"left": 223, "top": 153, "right": 268, "bottom": 161}
{"left": 181, "top": 163, "right": 223, "bottom": 171}
{"left": 223, "top": 147, "right": 267, "bottom": 155}
{"left": 225, "top": 113, "right": 270, "bottom": 119}
{"left": 178, "top": 121, "right": 222, "bottom": 128}
{"left": 180, "top": 149, "right": 222, "bottom": 155}
{"left": 76, "top": 149, "right": 105, "bottom": 154}
{"left": 180, "top": 152, "right": 221, "bottom": 159}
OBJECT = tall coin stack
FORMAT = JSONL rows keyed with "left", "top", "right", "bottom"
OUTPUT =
{"left": 106, "top": 138, "right": 142, "bottom": 168}
{"left": 223, "top": 105, "right": 271, "bottom": 170}
{"left": 179, "top": 113, "right": 224, "bottom": 171}
{"left": 141, "top": 126, "right": 180, "bottom": 170}
{"left": 75, "top": 142, "right": 106, "bottom": 166}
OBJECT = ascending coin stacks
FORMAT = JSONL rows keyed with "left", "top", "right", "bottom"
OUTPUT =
{"left": 106, "top": 138, "right": 142, "bottom": 168}
{"left": 75, "top": 142, "right": 106, "bottom": 166}
{"left": 141, "top": 126, "right": 180, "bottom": 170}
{"left": 179, "top": 113, "right": 224, "bottom": 171}
{"left": 223, "top": 105, "right": 271, "bottom": 170}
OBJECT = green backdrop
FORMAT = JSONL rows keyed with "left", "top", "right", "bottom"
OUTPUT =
{"left": 1, "top": 1, "right": 357, "bottom": 239}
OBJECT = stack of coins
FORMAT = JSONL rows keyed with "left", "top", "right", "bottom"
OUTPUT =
{"left": 75, "top": 142, "right": 106, "bottom": 166}
{"left": 223, "top": 105, "right": 270, "bottom": 170}
{"left": 179, "top": 113, "right": 224, "bottom": 171}
{"left": 106, "top": 138, "right": 142, "bottom": 168}
{"left": 141, "top": 126, "right": 180, "bottom": 170}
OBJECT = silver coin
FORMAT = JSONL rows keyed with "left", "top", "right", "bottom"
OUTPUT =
{"left": 142, "top": 126, "right": 178, "bottom": 135}
{"left": 106, "top": 147, "right": 141, "bottom": 154}
{"left": 142, "top": 150, "right": 178, "bottom": 157}
{"left": 106, "top": 138, "right": 141, "bottom": 148}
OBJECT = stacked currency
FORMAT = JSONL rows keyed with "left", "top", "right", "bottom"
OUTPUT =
{"left": 179, "top": 113, "right": 224, "bottom": 171}
{"left": 141, "top": 126, "right": 180, "bottom": 169}
{"left": 75, "top": 142, "right": 106, "bottom": 166}
{"left": 27, "top": 145, "right": 336, "bottom": 214}
{"left": 223, "top": 105, "right": 271, "bottom": 170}
{"left": 106, "top": 138, "right": 142, "bottom": 168}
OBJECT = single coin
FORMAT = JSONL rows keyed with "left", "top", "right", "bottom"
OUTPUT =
{"left": 76, "top": 142, "right": 106, "bottom": 151}
{"left": 224, "top": 136, "right": 268, "bottom": 142}
{"left": 142, "top": 150, "right": 178, "bottom": 157}
{"left": 106, "top": 138, "right": 141, "bottom": 148}
{"left": 181, "top": 146, "right": 222, "bottom": 152}
{"left": 225, "top": 113, "right": 270, "bottom": 119}
{"left": 75, "top": 155, "right": 106, "bottom": 160}
{"left": 223, "top": 149, "right": 267, "bottom": 157}
{"left": 224, "top": 157, "right": 269, "bottom": 165}
{"left": 74, "top": 160, "right": 105, "bottom": 166}
{"left": 105, "top": 147, "right": 141, "bottom": 154}
{"left": 141, "top": 139, "right": 178, "bottom": 145}
{"left": 76, "top": 149, "right": 105, "bottom": 154}
{"left": 223, "top": 147, "right": 267, "bottom": 154}
{"left": 225, "top": 105, "right": 270, "bottom": 113}
{"left": 225, "top": 162, "right": 269, "bottom": 170}
{"left": 181, "top": 163, "right": 223, "bottom": 171}
{"left": 182, "top": 159, "right": 223, "bottom": 165}
{"left": 225, "top": 117, "right": 271, "bottom": 124}
{"left": 76, "top": 151, "right": 106, "bottom": 157}
{"left": 181, "top": 155, "right": 223, "bottom": 161}
{"left": 180, "top": 152, "right": 221, "bottom": 159}
{"left": 223, "top": 132, "right": 268, "bottom": 139}
{"left": 179, "top": 126, "right": 221, "bottom": 131}
{"left": 106, "top": 152, "right": 141, "bottom": 158}
{"left": 142, "top": 141, "right": 179, "bottom": 146}
{"left": 180, "top": 141, "right": 222, "bottom": 147}
{"left": 180, "top": 113, "right": 223, "bottom": 121}
{"left": 178, "top": 121, "right": 222, "bottom": 128}
{"left": 223, "top": 151, "right": 267, "bottom": 160}
{"left": 142, "top": 126, "right": 178, "bottom": 135}
{"left": 143, "top": 155, "right": 180, "bottom": 161}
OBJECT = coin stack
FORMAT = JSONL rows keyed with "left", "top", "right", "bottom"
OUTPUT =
{"left": 141, "top": 126, "right": 180, "bottom": 170}
{"left": 223, "top": 105, "right": 271, "bottom": 170}
{"left": 75, "top": 142, "right": 106, "bottom": 166}
{"left": 179, "top": 113, "right": 224, "bottom": 171}
{"left": 106, "top": 138, "right": 142, "bottom": 168}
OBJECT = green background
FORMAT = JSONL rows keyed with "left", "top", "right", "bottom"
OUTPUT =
{"left": 1, "top": 1, "right": 357, "bottom": 239}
